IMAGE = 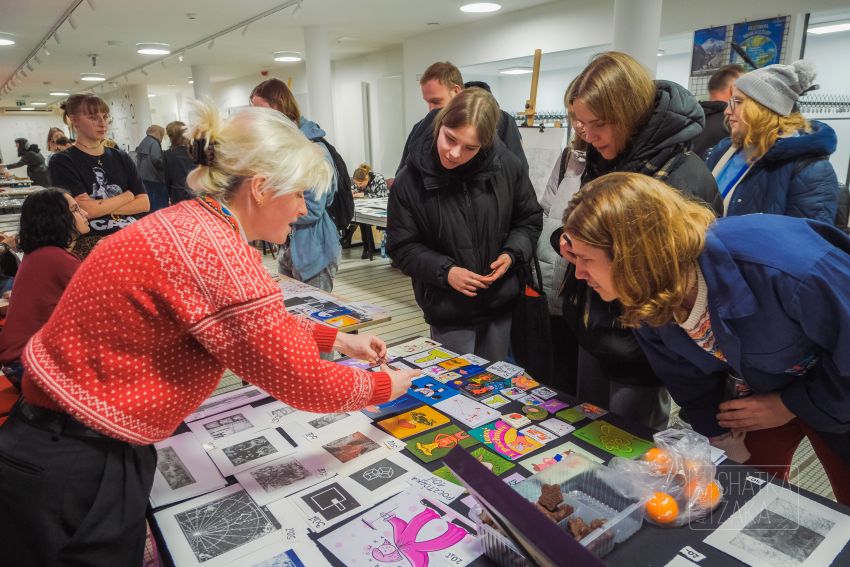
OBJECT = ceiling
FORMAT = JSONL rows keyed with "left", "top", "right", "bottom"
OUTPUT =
{"left": 0, "top": 0, "right": 555, "bottom": 107}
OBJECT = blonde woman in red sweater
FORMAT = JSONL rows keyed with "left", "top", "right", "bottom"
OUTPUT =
{"left": 0, "top": 101, "right": 417, "bottom": 566}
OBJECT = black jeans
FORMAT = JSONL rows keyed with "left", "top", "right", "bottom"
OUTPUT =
{"left": 0, "top": 401, "right": 157, "bottom": 567}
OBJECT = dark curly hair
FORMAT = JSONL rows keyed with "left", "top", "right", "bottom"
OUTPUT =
{"left": 18, "top": 188, "right": 80, "bottom": 254}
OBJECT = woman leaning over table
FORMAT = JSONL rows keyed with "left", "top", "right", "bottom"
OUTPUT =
{"left": 562, "top": 171, "right": 850, "bottom": 506}
{"left": 0, "top": 101, "right": 417, "bottom": 567}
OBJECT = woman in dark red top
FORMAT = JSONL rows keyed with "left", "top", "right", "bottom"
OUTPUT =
{"left": 0, "top": 188, "right": 90, "bottom": 388}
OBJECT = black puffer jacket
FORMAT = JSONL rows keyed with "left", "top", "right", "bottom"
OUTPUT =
{"left": 691, "top": 100, "right": 729, "bottom": 159}
{"left": 6, "top": 141, "right": 50, "bottom": 187}
{"left": 558, "top": 80, "right": 723, "bottom": 386}
{"left": 388, "top": 110, "right": 542, "bottom": 326}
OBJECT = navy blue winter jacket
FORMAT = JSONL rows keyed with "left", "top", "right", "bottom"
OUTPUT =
{"left": 706, "top": 120, "right": 839, "bottom": 223}
{"left": 636, "top": 215, "right": 850, "bottom": 464}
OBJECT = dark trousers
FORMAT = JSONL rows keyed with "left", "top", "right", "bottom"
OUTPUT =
{"left": 144, "top": 180, "right": 169, "bottom": 212}
{"left": 0, "top": 402, "right": 157, "bottom": 567}
{"left": 360, "top": 223, "right": 376, "bottom": 253}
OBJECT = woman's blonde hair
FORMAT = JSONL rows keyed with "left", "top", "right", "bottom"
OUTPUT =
{"left": 250, "top": 78, "right": 301, "bottom": 125}
{"left": 353, "top": 163, "right": 371, "bottom": 183}
{"left": 735, "top": 96, "right": 810, "bottom": 162}
{"left": 563, "top": 172, "right": 716, "bottom": 328}
{"left": 565, "top": 52, "right": 656, "bottom": 149}
{"left": 186, "top": 100, "right": 331, "bottom": 202}
{"left": 432, "top": 87, "right": 500, "bottom": 149}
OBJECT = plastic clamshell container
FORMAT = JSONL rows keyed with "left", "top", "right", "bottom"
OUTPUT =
{"left": 475, "top": 456, "right": 646, "bottom": 562}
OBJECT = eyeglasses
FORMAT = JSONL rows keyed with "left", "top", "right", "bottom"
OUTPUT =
{"left": 727, "top": 97, "right": 745, "bottom": 111}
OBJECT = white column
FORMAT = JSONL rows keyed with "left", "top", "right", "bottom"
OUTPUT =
{"left": 303, "top": 25, "right": 335, "bottom": 138}
{"left": 191, "top": 64, "right": 212, "bottom": 100}
{"left": 612, "top": 0, "right": 663, "bottom": 77}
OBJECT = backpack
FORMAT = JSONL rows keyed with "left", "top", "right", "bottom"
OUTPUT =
{"left": 314, "top": 137, "right": 355, "bottom": 234}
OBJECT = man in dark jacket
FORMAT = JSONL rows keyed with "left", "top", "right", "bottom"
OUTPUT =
{"left": 691, "top": 65, "right": 743, "bottom": 159}
{"left": 388, "top": 91, "right": 541, "bottom": 362}
{"left": 396, "top": 61, "right": 528, "bottom": 174}
{"left": 135, "top": 125, "right": 167, "bottom": 212}
{"left": 4, "top": 138, "right": 50, "bottom": 187}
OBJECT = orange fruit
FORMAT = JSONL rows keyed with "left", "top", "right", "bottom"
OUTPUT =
{"left": 643, "top": 447, "right": 673, "bottom": 474}
{"left": 646, "top": 491, "right": 679, "bottom": 524}
{"left": 687, "top": 480, "right": 721, "bottom": 509}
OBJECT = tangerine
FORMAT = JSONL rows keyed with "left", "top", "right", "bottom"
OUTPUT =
{"left": 643, "top": 447, "right": 673, "bottom": 474}
{"left": 646, "top": 491, "right": 679, "bottom": 524}
{"left": 687, "top": 480, "right": 721, "bottom": 509}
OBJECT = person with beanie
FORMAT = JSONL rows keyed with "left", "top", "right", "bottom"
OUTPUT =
{"left": 706, "top": 60, "right": 840, "bottom": 223}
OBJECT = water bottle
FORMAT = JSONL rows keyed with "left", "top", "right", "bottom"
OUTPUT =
{"left": 380, "top": 232, "right": 387, "bottom": 258}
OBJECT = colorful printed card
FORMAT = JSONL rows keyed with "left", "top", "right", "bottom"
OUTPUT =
{"left": 403, "top": 347, "right": 459, "bottom": 368}
{"left": 500, "top": 387, "right": 526, "bottom": 400}
{"left": 572, "top": 420, "right": 654, "bottom": 459}
{"left": 376, "top": 406, "right": 450, "bottom": 439}
{"left": 311, "top": 306, "right": 352, "bottom": 320}
{"left": 517, "top": 394, "right": 545, "bottom": 406}
{"left": 360, "top": 395, "right": 420, "bottom": 420}
{"left": 521, "top": 405, "right": 549, "bottom": 421}
{"left": 405, "top": 425, "right": 480, "bottom": 463}
{"left": 433, "top": 396, "right": 501, "bottom": 428}
{"left": 511, "top": 374, "right": 541, "bottom": 390}
{"left": 317, "top": 492, "right": 481, "bottom": 567}
{"left": 501, "top": 412, "right": 532, "bottom": 429}
{"left": 556, "top": 402, "right": 609, "bottom": 423}
{"left": 324, "top": 314, "right": 361, "bottom": 328}
{"left": 519, "top": 425, "right": 558, "bottom": 445}
{"left": 518, "top": 441, "right": 605, "bottom": 473}
{"left": 432, "top": 465, "right": 462, "bottom": 486}
{"left": 437, "top": 357, "right": 472, "bottom": 371}
{"left": 487, "top": 361, "right": 524, "bottom": 379}
{"left": 459, "top": 353, "right": 490, "bottom": 366}
{"left": 538, "top": 418, "right": 576, "bottom": 437}
{"left": 540, "top": 399, "right": 569, "bottom": 413}
{"left": 468, "top": 420, "right": 543, "bottom": 460}
{"left": 468, "top": 446, "right": 515, "bottom": 475}
{"left": 531, "top": 387, "right": 558, "bottom": 400}
{"left": 386, "top": 337, "right": 441, "bottom": 358}
{"left": 432, "top": 370, "right": 463, "bottom": 384}
{"left": 421, "top": 365, "right": 449, "bottom": 378}
{"left": 481, "top": 394, "right": 511, "bottom": 408}
{"left": 408, "top": 377, "right": 459, "bottom": 405}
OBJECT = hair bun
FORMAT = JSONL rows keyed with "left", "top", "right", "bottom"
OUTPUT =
{"left": 191, "top": 138, "right": 217, "bottom": 167}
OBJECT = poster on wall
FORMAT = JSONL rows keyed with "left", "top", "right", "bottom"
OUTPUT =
{"left": 730, "top": 17, "right": 786, "bottom": 71}
{"left": 691, "top": 26, "right": 729, "bottom": 75}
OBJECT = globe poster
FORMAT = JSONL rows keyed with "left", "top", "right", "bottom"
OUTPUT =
{"left": 731, "top": 17, "right": 786, "bottom": 70}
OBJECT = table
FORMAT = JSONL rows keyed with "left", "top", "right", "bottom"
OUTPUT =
{"left": 353, "top": 196, "right": 388, "bottom": 228}
{"left": 0, "top": 180, "right": 35, "bottom": 192}
{"left": 0, "top": 213, "right": 20, "bottom": 235}
{"left": 277, "top": 274, "right": 391, "bottom": 333}
{"left": 149, "top": 336, "right": 850, "bottom": 567}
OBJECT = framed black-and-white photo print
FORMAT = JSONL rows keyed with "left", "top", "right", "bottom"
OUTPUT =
{"left": 150, "top": 432, "right": 227, "bottom": 508}
{"left": 234, "top": 452, "right": 335, "bottom": 506}
{"left": 206, "top": 428, "right": 297, "bottom": 477}
{"left": 187, "top": 405, "right": 266, "bottom": 447}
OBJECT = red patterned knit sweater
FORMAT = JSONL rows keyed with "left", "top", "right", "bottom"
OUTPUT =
{"left": 22, "top": 199, "right": 391, "bottom": 445}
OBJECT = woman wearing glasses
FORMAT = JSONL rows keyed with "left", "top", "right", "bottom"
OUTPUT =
{"left": 0, "top": 188, "right": 89, "bottom": 390}
{"left": 707, "top": 60, "right": 839, "bottom": 223}
{"left": 49, "top": 93, "right": 150, "bottom": 258}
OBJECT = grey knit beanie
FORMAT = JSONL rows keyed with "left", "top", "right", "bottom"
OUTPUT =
{"left": 734, "top": 60, "right": 816, "bottom": 116}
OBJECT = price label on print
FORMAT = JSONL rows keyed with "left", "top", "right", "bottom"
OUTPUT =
{"left": 679, "top": 546, "right": 706, "bottom": 562}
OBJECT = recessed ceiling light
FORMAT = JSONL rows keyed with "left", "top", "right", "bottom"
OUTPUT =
{"left": 808, "top": 22, "right": 850, "bottom": 35}
{"left": 657, "top": 50, "right": 666, "bottom": 57}
{"left": 137, "top": 42, "right": 171, "bottom": 55}
{"left": 80, "top": 72, "right": 106, "bottom": 82}
{"left": 50, "top": 90, "right": 70, "bottom": 96}
{"left": 460, "top": 2, "right": 501, "bottom": 13}
{"left": 187, "top": 78, "right": 194, "bottom": 84}
{"left": 499, "top": 66, "right": 533, "bottom": 75}
{"left": 0, "top": 33, "right": 15, "bottom": 46}
{"left": 148, "top": 93, "right": 156, "bottom": 97}
{"left": 31, "top": 101, "right": 47, "bottom": 106}
{"left": 273, "top": 51, "right": 302, "bottom": 62}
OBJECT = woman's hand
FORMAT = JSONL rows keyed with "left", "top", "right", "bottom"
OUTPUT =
{"left": 716, "top": 392, "right": 795, "bottom": 432}
{"left": 447, "top": 266, "right": 490, "bottom": 297}
{"left": 481, "top": 253, "right": 513, "bottom": 284}
{"left": 383, "top": 364, "right": 420, "bottom": 400}
{"left": 559, "top": 232, "right": 577, "bottom": 264}
{"left": 333, "top": 332, "right": 387, "bottom": 364}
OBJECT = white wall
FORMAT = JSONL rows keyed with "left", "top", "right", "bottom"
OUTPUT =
{"left": 804, "top": 32, "right": 850, "bottom": 94}
{"left": 211, "top": 65, "right": 309, "bottom": 118}
{"left": 102, "top": 85, "right": 153, "bottom": 153}
{"left": 0, "top": 112, "right": 64, "bottom": 168}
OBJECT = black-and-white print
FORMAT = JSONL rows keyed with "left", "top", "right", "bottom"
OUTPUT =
{"left": 307, "top": 413, "right": 349, "bottom": 429}
{"left": 156, "top": 446, "right": 197, "bottom": 490}
{"left": 270, "top": 406, "right": 297, "bottom": 422}
{"left": 322, "top": 431, "right": 381, "bottom": 464}
{"left": 174, "top": 489, "right": 277, "bottom": 563}
{"left": 250, "top": 459, "right": 311, "bottom": 493}
{"left": 302, "top": 482, "right": 360, "bottom": 521}
{"left": 203, "top": 412, "right": 254, "bottom": 439}
{"left": 350, "top": 457, "right": 407, "bottom": 492}
{"left": 223, "top": 436, "right": 278, "bottom": 467}
{"left": 731, "top": 497, "right": 833, "bottom": 565}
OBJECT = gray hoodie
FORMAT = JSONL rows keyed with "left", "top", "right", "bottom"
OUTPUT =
{"left": 135, "top": 135, "right": 164, "bottom": 183}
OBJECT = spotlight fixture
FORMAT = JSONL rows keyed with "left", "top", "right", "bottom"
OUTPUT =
{"left": 80, "top": 72, "right": 106, "bottom": 81}
{"left": 208, "top": 39, "right": 215, "bottom": 49}
{"left": 68, "top": 15, "right": 78, "bottom": 30}
{"left": 26, "top": 62, "right": 34, "bottom": 72}
{"left": 178, "top": 51, "right": 185, "bottom": 62}
{"left": 136, "top": 42, "right": 171, "bottom": 55}
{"left": 0, "top": 33, "right": 15, "bottom": 46}
{"left": 292, "top": 1, "right": 302, "bottom": 17}
{"left": 460, "top": 2, "right": 501, "bottom": 13}
{"left": 499, "top": 66, "right": 533, "bottom": 75}
{"left": 140, "top": 67, "right": 149, "bottom": 76}
{"left": 273, "top": 51, "right": 302, "bottom": 62}
{"left": 54, "top": 32, "right": 62, "bottom": 45}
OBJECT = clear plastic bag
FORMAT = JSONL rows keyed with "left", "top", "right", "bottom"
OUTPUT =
{"left": 607, "top": 428, "right": 723, "bottom": 527}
